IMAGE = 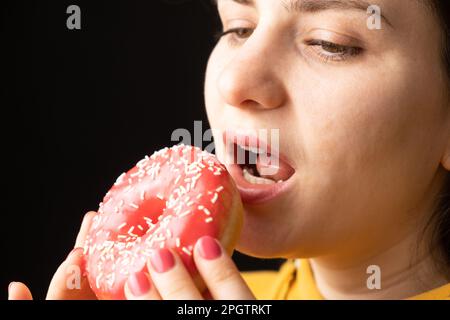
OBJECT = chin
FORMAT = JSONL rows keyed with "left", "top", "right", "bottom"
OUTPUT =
{"left": 235, "top": 208, "right": 331, "bottom": 260}
{"left": 234, "top": 215, "right": 293, "bottom": 258}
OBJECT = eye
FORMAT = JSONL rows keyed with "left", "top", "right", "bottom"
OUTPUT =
{"left": 215, "top": 27, "right": 254, "bottom": 45}
{"left": 306, "top": 40, "right": 363, "bottom": 62}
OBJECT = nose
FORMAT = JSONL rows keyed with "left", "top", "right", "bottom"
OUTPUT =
{"left": 216, "top": 32, "right": 287, "bottom": 111}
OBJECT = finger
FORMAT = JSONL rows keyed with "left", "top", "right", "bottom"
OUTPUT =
{"left": 8, "top": 282, "right": 33, "bottom": 300}
{"left": 46, "top": 247, "right": 97, "bottom": 300}
{"left": 124, "top": 271, "right": 162, "bottom": 300}
{"left": 194, "top": 236, "right": 255, "bottom": 300}
{"left": 75, "top": 211, "right": 96, "bottom": 248}
{"left": 147, "top": 248, "right": 203, "bottom": 300}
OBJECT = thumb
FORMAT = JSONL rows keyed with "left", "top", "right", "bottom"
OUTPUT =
{"left": 8, "top": 282, "right": 33, "bottom": 300}
{"left": 46, "top": 248, "right": 96, "bottom": 300}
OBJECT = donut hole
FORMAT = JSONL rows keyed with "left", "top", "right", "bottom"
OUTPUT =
{"left": 115, "top": 196, "right": 166, "bottom": 239}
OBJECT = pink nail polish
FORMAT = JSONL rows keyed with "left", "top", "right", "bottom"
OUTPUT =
{"left": 8, "top": 282, "right": 15, "bottom": 293}
{"left": 198, "top": 236, "right": 222, "bottom": 260}
{"left": 127, "top": 272, "right": 151, "bottom": 296}
{"left": 150, "top": 248, "right": 175, "bottom": 273}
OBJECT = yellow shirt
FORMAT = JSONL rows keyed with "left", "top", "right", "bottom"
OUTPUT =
{"left": 241, "top": 259, "right": 450, "bottom": 300}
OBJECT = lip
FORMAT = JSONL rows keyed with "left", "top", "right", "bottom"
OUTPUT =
{"left": 222, "top": 130, "right": 296, "bottom": 205}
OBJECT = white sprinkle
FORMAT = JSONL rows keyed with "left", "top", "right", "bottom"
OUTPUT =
{"left": 196, "top": 193, "right": 203, "bottom": 199}
{"left": 166, "top": 229, "right": 172, "bottom": 238}
{"left": 203, "top": 208, "right": 211, "bottom": 216}
{"left": 118, "top": 200, "right": 124, "bottom": 207}
{"left": 140, "top": 190, "right": 146, "bottom": 201}
{"left": 216, "top": 186, "right": 224, "bottom": 192}
{"left": 130, "top": 171, "right": 141, "bottom": 177}
{"left": 107, "top": 272, "right": 116, "bottom": 289}
{"left": 154, "top": 234, "right": 166, "bottom": 242}
{"left": 198, "top": 205, "right": 204, "bottom": 210}
{"left": 136, "top": 157, "right": 149, "bottom": 168}
{"left": 156, "top": 193, "right": 164, "bottom": 200}
{"left": 124, "top": 185, "right": 135, "bottom": 194}
{"left": 211, "top": 193, "right": 218, "bottom": 204}
{"left": 175, "top": 237, "right": 181, "bottom": 248}
{"left": 114, "top": 173, "right": 126, "bottom": 185}
{"left": 127, "top": 226, "right": 135, "bottom": 235}
{"left": 179, "top": 210, "right": 191, "bottom": 218}
{"left": 205, "top": 217, "right": 213, "bottom": 223}
{"left": 129, "top": 203, "right": 139, "bottom": 209}
{"left": 96, "top": 273, "right": 102, "bottom": 289}
{"left": 174, "top": 175, "right": 181, "bottom": 184}
{"left": 182, "top": 247, "right": 192, "bottom": 256}
{"left": 137, "top": 224, "right": 144, "bottom": 231}
{"left": 118, "top": 222, "right": 127, "bottom": 230}
{"left": 186, "top": 201, "right": 194, "bottom": 206}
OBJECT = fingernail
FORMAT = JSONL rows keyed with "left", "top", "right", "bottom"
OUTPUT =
{"left": 198, "top": 236, "right": 222, "bottom": 260}
{"left": 150, "top": 248, "right": 175, "bottom": 273}
{"left": 127, "top": 272, "right": 151, "bottom": 296}
{"left": 8, "top": 282, "right": 15, "bottom": 293}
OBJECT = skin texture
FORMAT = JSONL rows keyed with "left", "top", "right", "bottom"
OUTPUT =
{"left": 205, "top": 0, "right": 450, "bottom": 298}
{"left": 8, "top": 0, "right": 450, "bottom": 300}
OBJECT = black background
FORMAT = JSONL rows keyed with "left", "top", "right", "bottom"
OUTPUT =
{"left": 2, "top": 0, "right": 284, "bottom": 300}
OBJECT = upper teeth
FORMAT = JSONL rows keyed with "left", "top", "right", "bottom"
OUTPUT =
{"left": 240, "top": 145, "right": 266, "bottom": 154}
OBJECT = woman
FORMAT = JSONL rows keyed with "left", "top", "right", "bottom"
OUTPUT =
{"left": 8, "top": 0, "right": 450, "bottom": 300}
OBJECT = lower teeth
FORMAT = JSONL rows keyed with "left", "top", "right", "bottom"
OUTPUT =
{"left": 243, "top": 168, "right": 276, "bottom": 185}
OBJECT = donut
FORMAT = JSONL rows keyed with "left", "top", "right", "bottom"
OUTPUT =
{"left": 83, "top": 144, "right": 244, "bottom": 299}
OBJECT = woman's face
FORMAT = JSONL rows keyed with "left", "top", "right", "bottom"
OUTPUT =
{"left": 204, "top": 0, "right": 450, "bottom": 260}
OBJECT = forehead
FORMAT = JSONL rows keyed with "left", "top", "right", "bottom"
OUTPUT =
{"left": 217, "top": 0, "right": 433, "bottom": 30}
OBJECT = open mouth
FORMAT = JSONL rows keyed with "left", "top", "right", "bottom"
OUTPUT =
{"left": 232, "top": 143, "right": 295, "bottom": 185}
{"left": 223, "top": 130, "right": 296, "bottom": 204}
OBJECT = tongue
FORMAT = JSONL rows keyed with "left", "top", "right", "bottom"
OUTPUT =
{"left": 256, "top": 154, "right": 295, "bottom": 182}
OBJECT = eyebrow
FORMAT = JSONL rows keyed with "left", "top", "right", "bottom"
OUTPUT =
{"left": 219, "top": 0, "right": 392, "bottom": 27}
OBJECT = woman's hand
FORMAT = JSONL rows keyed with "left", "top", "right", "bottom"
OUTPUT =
{"left": 8, "top": 214, "right": 254, "bottom": 300}
{"left": 8, "top": 212, "right": 98, "bottom": 300}
{"left": 124, "top": 236, "right": 255, "bottom": 300}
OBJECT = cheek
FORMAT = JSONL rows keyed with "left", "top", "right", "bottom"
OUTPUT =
{"left": 299, "top": 67, "right": 440, "bottom": 176}
{"left": 204, "top": 46, "right": 226, "bottom": 126}
{"left": 292, "top": 61, "right": 444, "bottom": 232}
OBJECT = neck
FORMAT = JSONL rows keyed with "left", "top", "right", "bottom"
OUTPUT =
{"left": 309, "top": 227, "right": 448, "bottom": 300}
{"left": 309, "top": 167, "right": 449, "bottom": 300}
